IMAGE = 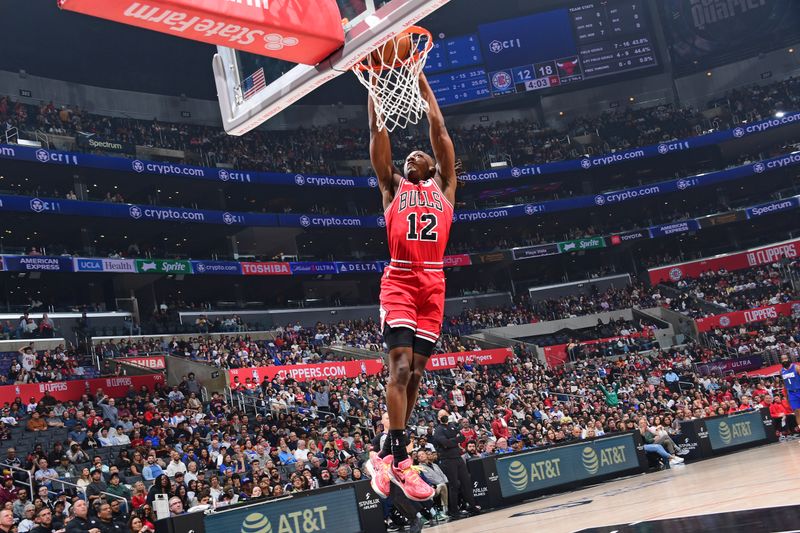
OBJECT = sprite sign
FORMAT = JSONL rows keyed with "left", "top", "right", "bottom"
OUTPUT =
{"left": 558, "top": 237, "right": 607, "bottom": 253}
{"left": 134, "top": 259, "right": 191, "bottom": 274}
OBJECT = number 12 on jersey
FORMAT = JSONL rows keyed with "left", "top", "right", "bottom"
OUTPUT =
{"left": 407, "top": 213, "right": 439, "bottom": 241}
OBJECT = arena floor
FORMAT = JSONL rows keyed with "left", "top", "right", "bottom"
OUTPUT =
{"left": 425, "top": 441, "right": 800, "bottom": 533}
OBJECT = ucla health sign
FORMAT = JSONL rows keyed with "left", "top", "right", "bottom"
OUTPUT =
{"left": 704, "top": 410, "right": 767, "bottom": 451}
{"left": 495, "top": 433, "right": 640, "bottom": 498}
{"left": 73, "top": 258, "right": 136, "bottom": 273}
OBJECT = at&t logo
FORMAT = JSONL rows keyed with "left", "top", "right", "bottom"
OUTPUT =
{"left": 299, "top": 215, "right": 311, "bottom": 227}
{"left": 295, "top": 174, "right": 306, "bottom": 186}
{"left": 753, "top": 163, "right": 765, "bottom": 174}
{"left": 733, "top": 127, "right": 745, "bottom": 138}
{"left": 582, "top": 447, "right": 599, "bottom": 475}
{"left": 241, "top": 512, "right": 272, "bottom": 533}
{"left": 367, "top": 177, "right": 378, "bottom": 188}
{"left": 132, "top": 160, "right": 145, "bottom": 173}
{"left": 718, "top": 421, "right": 732, "bottom": 444}
{"left": 506, "top": 460, "right": 527, "bottom": 491}
{"left": 581, "top": 159, "right": 592, "bottom": 169}
{"left": 218, "top": 169, "right": 230, "bottom": 181}
{"left": 35, "top": 149, "right": 50, "bottom": 163}
{"left": 491, "top": 71, "right": 512, "bottom": 91}
{"left": 129, "top": 206, "right": 143, "bottom": 219}
{"left": 29, "top": 198, "right": 45, "bottom": 213}
{"left": 594, "top": 195, "right": 606, "bottom": 206}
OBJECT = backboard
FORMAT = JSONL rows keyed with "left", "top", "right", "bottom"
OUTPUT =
{"left": 213, "top": 0, "right": 451, "bottom": 136}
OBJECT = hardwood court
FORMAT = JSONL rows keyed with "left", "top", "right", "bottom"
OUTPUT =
{"left": 426, "top": 441, "right": 800, "bottom": 533}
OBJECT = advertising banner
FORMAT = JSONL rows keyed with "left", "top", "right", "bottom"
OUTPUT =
{"left": 229, "top": 360, "right": 384, "bottom": 384}
{"left": 279, "top": 214, "right": 385, "bottom": 229}
{"left": 135, "top": 259, "right": 192, "bottom": 275}
{"left": 695, "top": 355, "right": 764, "bottom": 376}
{"left": 512, "top": 243, "right": 560, "bottom": 261}
{"left": 240, "top": 262, "right": 292, "bottom": 276}
{"left": 0, "top": 374, "right": 164, "bottom": 405}
{"left": 443, "top": 254, "right": 472, "bottom": 267}
{"left": 704, "top": 410, "right": 767, "bottom": 452}
{"left": 694, "top": 301, "right": 800, "bottom": 332}
{"left": 648, "top": 219, "right": 700, "bottom": 238}
{"left": 495, "top": 433, "right": 641, "bottom": 498}
{"left": 608, "top": 230, "right": 650, "bottom": 245}
{"left": 204, "top": 485, "right": 362, "bottom": 533}
{"left": 426, "top": 348, "right": 512, "bottom": 371}
{"left": 558, "top": 237, "right": 606, "bottom": 253}
{"left": 745, "top": 196, "right": 800, "bottom": 219}
{"left": 289, "top": 262, "right": 337, "bottom": 275}
{"left": 190, "top": 261, "right": 242, "bottom": 276}
{"left": 75, "top": 134, "right": 135, "bottom": 154}
{"left": 118, "top": 356, "right": 166, "bottom": 370}
{"left": 334, "top": 262, "right": 383, "bottom": 274}
{"left": 73, "top": 258, "right": 136, "bottom": 273}
{"left": 3, "top": 256, "right": 73, "bottom": 272}
{"left": 648, "top": 238, "right": 800, "bottom": 284}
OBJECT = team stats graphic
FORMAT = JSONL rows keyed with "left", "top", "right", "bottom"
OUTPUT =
{"left": 425, "top": 0, "right": 659, "bottom": 106}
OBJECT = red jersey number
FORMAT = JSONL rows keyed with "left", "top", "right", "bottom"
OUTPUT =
{"left": 406, "top": 213, "right": 438, "bottom": 241}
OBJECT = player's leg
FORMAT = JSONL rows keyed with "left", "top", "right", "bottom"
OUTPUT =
{"left": 405, "top": 350, "right": 432, "bottom": 427}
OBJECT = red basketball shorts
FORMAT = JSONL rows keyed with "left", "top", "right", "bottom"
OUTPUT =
{"left": 379, "top": 266, "right": 445, "bottom": 344}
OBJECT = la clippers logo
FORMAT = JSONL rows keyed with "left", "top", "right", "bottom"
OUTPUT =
{"left": 368, "top": 177, "right": 378, "bottom": 188}
{"left": 132, "top": 160, "right": 145, "bottom": 173}
{"left": 295, "top": 174, "right": 305, "bottom": 186}
{"left": 733, "top": 127, "right": 745, "bottom": 138}
{"left": 300, "top": 215, "right": 311, "bottom": 227}
{"left": 753, "top": 163, "right": 765, "bottom": 174}
{"left": 669, "top": 267, "right": 683, "bottom": 281}
{"left": 581, "top": 159, "right": 592, "bottom": 169}
{"left": 263, "top": 33, "right": 299, "bottom": 51}
{"left": 492, "top": 71, "right": 512, "bottom": 91}
{"left": 718, "top": 316, "right": 731, "bottom": 327}
{"left": 222, "top": 212, "right": 236, "bottom": 225}
{"left": 377, "top": 216, "right": 386, "bottom": 228}
{"left": 218, "top": 169, "right": 229, "bottom": 181}
{"left": 658, "top": 144, "right": 669, "bottom": 154}
{"left": 129, "top": 206, "right": 142, "bottom": 219}
{"left": 594, "top": 195, "right": 606, "bottom": 206}
{"left": 30, "top": 198, "right": 45, "bottom": 213}
{"left": 35, "top": 149, "right": 49, "bottom": 163}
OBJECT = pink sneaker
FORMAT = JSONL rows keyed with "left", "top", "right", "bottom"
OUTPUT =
{"left": 390, "top": 458, "right": 435, "bottom": 501}
{"left": 365, "top": 452, "right": 391, "bottom": 499}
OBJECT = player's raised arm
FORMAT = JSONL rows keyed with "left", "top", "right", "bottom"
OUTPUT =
{"left": 419, "top": 72, "right": 456, "bottom": 202}
{"left": 368, "top": 96, "right": 399, "bottom": 209}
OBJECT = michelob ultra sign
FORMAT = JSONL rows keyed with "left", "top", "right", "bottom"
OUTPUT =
{"left": 204, "top": 486, "right": 361, "bottom": 533}
{"left": 705, "top": 410, "right": 767, "bottom": 451}
{"left": 496, "top": 434, "right": 640, "bottom": 497}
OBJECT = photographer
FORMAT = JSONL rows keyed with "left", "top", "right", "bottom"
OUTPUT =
{"left": 432, "top": 409, "right": 480, "bottom": 520}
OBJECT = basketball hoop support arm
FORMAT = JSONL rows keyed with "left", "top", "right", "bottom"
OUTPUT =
{"left": 213, "top": 0, "right": 451, "bottom": 136}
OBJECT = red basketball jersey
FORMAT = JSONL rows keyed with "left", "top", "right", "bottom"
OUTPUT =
{"left": 384, "top": 177, "right": 453, "bottom": 264}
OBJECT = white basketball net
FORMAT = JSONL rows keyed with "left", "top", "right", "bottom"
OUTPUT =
{"left": 352, "top": 28, "right": 432, "bottom": 132}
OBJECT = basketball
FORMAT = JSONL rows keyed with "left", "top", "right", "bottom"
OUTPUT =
{"left": 370, "top": 31, "right": 414, "bottom": 67}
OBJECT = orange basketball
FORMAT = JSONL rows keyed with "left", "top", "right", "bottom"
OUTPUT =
{"left": 370, "top": 31, "right": 414, "bottom": 67}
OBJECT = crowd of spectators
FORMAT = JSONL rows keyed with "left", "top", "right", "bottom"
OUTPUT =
{"left": 3, "top": 77, "right": 799, "bottom": 176}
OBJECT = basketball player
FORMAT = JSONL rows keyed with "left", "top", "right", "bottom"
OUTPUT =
{"left": 780, "top": 354, "right": 800, "bottom": 425}
{"left": 365, "top": 71, "right": 456, "bottom": 502}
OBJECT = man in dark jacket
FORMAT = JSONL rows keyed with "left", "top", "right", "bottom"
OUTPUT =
{"left": 432, "top": 409, "right": 480, "bottom": 519}
{"left": 64, "top": 500, "right": 91, "bottom": 533}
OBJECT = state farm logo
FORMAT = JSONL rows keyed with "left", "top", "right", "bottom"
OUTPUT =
{"left": 581, "top": 159, "right": 592, "bottom": 169}
{"left": 377, "top": 216, "right": 386, "bottom": 227}
{"left": 368, "top": 177, "right": 378, "bottom": 188}
{"left": 594, "top": 195, "right": 606, "bottom": 206}
{"left": 753, "top": 163, "right": 766, "bottom": 174}
{"left": 132, "top": 160, "right": 145, "bottom": 173}
{"left": 218, "top": 169, "right": 229, "bottom": 181}
{"left": 222, "top": 212, "right": 236, "bottom": 225}
{"left": 658, "top": 144, "right": 669, "bottom": 154}
{"left": 294, "top": 174, "right": 305, "bottom": 186}
{"left": 512, "top": 167, "right": 522, "bottom": 178}
{"left": 263, "top": 33, "right": 299, "bottom": 52}
{"left": 669, "top": 267, "right": 683, "bottom": 281}
{"left": 35, "top": 149, "right": 49, "bottom": 163}
{"left": 718, "top": 316, "right": 731, "bottom": 327}
{"left": 489, "top": 40, "right": 504, "bottom": 53}
{"left": 129, "top": 206, "right": 142, "bottom": 219}
{"left": 733, "top": 127, "right": 745, "bottom": 138}
{"left": 299, "top": 215, "right": 311, "bottom": 227}
{"left": 30, "top": 198, "right": 45, "bottom": 213}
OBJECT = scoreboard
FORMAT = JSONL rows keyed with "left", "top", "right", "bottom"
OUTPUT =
{"left": 425, "top": 0, "right": 659, "bottom": 107}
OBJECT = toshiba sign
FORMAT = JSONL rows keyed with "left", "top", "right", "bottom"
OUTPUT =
{"left": 241, "top": 262, "right": 292, "bottom": 275}
{"left": 120, "top": 356, "right": 166, "bottom": 370}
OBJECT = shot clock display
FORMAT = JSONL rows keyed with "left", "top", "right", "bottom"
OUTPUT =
{"left": 425, "top": 0, "right": 659, "bottom": 106}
